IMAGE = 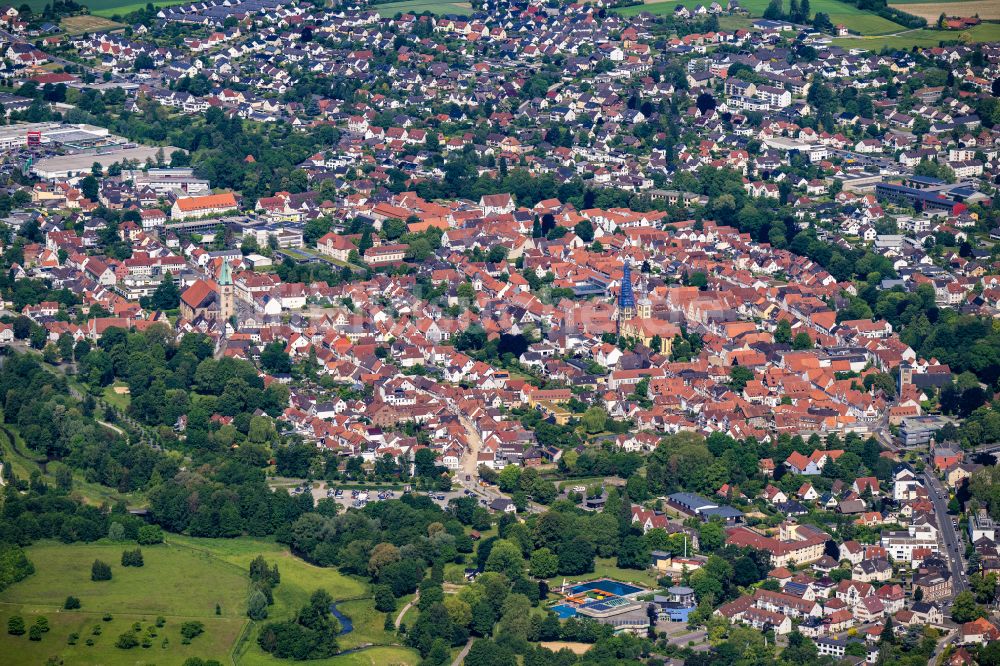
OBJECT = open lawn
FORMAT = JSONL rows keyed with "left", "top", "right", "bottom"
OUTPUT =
{"left": 0, "top": 536, "right": 418, "bottom": 665}
{"left": 833, "top": 21, "right": 1000, "bottom": 48}
{"left": 614, "top": 0, "right": 905, "bottom": 33}
{"left": 544, "top": 558, "right": 661, "bottom": 593}
{"left": 373, "top": 0, "right": 473, "bottom": 17}
{"left": 59, "top": 14, "right": 123, "bottom": 33}
{"left": 0, "top": 541, "right": 248, "bottom": 665}
{"left": 102, "top": 382, "right": 131, "bottom": 411}
{"left": 0, "top": 422, "right": 141, "bottom": 508}
{"left": 328, "top": 646, "right": 420, "bottom": 665}
{"left": 889, "top": 1, "right": 1000, "bottom": 19}
{"left": 168, "top": 536, "right": 419, "bottom": 665}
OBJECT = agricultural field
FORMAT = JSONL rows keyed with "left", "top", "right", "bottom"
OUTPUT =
{"left": 615, "top": 0, "right": 906, "bottom": 34}
{"left": 89, "top": 0, "right": 190, "bottom": 17}
{"left": 59, "top": 14, "right": 123, "bottom": 34}
{"left": 888, "top": 1, "right": 1000, "bottom": 20}
{"left": 23, "top": 0, "right": 189, "bottom": 16}
{"left": 0, "top": 537, "right": 418, "bottom": 666}
{"left": 833, "top": 20, "right": 1000, "bottom": 48}
{"left": 373, "top": 0, "right": 473, "bottom": 17}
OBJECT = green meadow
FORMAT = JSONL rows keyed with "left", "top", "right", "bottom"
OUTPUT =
{"left": 0, "top": 537, "right": 419, "bottom": 665}
{"left": 614, "top": 0, "right": 906, "bottom": 35}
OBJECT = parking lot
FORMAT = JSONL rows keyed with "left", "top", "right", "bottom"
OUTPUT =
{"left": 287, "top": 481, "right": 489, "bottom": 512}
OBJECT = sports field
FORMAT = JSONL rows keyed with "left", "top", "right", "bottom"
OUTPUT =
{"left": 0, "top": 537, "right": 419, "bottom": 665}
{"left": 614, "top": 0, "right": 906, "bottom": 34}
{"left": 373, "top": 0, "right": 473, "bottom": 16}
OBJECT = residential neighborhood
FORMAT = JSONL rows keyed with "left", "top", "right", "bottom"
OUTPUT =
{"left": 0, "top": 0, "right": 997, "bottom": 664}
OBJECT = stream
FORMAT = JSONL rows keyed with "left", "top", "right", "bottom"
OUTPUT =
{"left": 329, "top": 602, "right": 353, "bottom": 635}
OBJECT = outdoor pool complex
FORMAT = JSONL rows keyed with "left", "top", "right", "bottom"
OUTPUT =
{"left": 552, "top": 604, "right": 578, "bottom": 618}
{"left": 567, "top": 580, "right": 644, "bottom": 597}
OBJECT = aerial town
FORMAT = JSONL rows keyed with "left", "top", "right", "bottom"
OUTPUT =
{"left": 0, "top": 0, "right": 998, "bottom": 664}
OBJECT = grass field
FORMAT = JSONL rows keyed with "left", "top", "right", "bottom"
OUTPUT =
{"left": 330, "top": 646, "right": 422, "bottom": 665}
{"left": 102, "top": 382, "right": 132, "bottom": 411}
{"left": 373, "top": 0, "right": 473, "bottom": 16}
{"left": 169, "top": 536, "right": 418, "bottom": 665}
{"left": 0, "top": 541, "right": 248, "bottom": 665}
{"left": 0, "top": 422, "right": 140, "bottom": 508}
{"left": 889, "top": 1, "right": 1000, "bottom": 19}
{"left": 614, "top": 0, "right": 906, "bottom": 34}
{"left": 59, "top": 14, "right": 123, "bottom": 33}
{"left": 0, "top": 537, "right": 419, "bottom": 666}
{"left": 23, "top": 0, "right": 189, "bottom": 15}
{"left": 833, "top": 21, "right": 1000, "bottom": 48}
{"left": 543, "top": 557, "right": 662, "bottom": 592}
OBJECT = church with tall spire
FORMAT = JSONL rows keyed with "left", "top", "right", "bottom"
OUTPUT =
{"left": 219, "top": 259, "right": 235, "bottom": 324}
{"left": 615, "top": 258, "right": 680, "bottom": 355}
{"left": 616, "top": 260, "right": 636, "bottom": 333}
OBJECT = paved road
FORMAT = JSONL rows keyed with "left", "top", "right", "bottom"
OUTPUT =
{"left": 296, "top": 481, "right": 478, "bottom": 512}
{"left": 923, "top": 469, "right": 968, "bottom": 596}
{"left": 927, "top": 627, "right": 957, "bottom": 666}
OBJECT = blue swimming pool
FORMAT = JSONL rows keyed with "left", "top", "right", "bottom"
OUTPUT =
{"left": 552, "top": 604, "right": 578, "bottom": 619}
{"left": 568, "top": 580, "right": 644, "bottom": 597}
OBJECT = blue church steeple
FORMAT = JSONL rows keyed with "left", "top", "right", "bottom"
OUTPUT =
{"left": 617, "top": 260, "right": 635, "bottom": 328}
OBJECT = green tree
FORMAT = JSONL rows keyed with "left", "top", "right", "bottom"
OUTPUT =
{"left": 464, "top": 638, "right": 517, "bottom": 666}
{"left": 150, "top": 273, "right": 180, "bottom": 310}
{"left": 91, "top": 560, "right": 112, "bottom": 581}
{"left": 698, "top": 520, "right": 726, "bottom": 552}
{"left": 121, "top": 548, "right": 144, "bottom": 567}
{"left": 580, "top": 407, "right": 607, "bottom": 434}
{"left": 485, "top": 539, "right": 525, "bottom": 579}
{"left": 497, "top": 465, "right": 521, "bottom": 493}
{"left": 951, "top": 590, "right": 987, "bottom": 623}
{"left": 358, "top": 229, "right": 373, "bottom": 256}
{"left": 775, "top": 319, "right": 792, "bottom": 344}
{"left": 529, "top": 548, "right": 558, "bottom": 579}
{"left": 7, "top": 615, "right": 24, "bottom": 635}
{"left": 729, "top": 366, "right": 754, "bottom": 392}
{"left": 763, "top": 0, "right": 783, "bottom": 19}
{"left": 247, "top": 589, "right": 269, "bottom": 620}
{"left": 79, "top": 175, "right": 99, "bottom": 201}
{"left": 107, "top": 522, "right": 126, "bottom": 541}
{"left": 793, "top": 332, "right": 814, "bottom": 350}
{"left": 260, "top": 342, "right": 292, "bottom": 374}
{"left": 374, "top": 584, "right": 396, "bottom": 613}
{"left": 137, "top": 525, "right": 164, "bottom": 545}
